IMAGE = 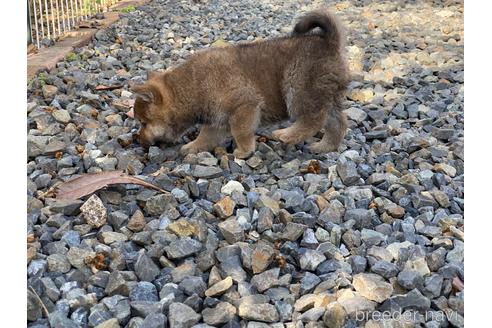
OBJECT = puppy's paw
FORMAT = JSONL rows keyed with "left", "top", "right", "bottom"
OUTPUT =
{"left": 233, "top": 148, "right": 254, "bottom": 159}
{"left": 309, "top": 141, "right": 338, "bottom": 154}
{"left": 180, "top": 141, "right": 200, "bottom": 156}
{"left": 272, "top": 128, "right": 287, "bottom": 142}
{"left": 272, "top": 128, "right": 302, "bottom": 144}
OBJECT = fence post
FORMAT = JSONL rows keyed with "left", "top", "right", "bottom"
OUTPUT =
{"left": 27, "top": 1, "right": 32, "bottom": 45}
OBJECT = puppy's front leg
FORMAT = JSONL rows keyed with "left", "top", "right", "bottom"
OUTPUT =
{"left": 229, "top": 105, "right": 261, "bottom": 159}
{"left": 180, "top": 125, "right": 227, "bottom": 155}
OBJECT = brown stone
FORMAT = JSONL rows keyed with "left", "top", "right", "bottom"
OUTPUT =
{"left": 213, "top": 196, "right": 235, "bottom": 218}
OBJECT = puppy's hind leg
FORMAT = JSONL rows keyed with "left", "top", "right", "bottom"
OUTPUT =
{"left": 272, "top": 113, "right": 326, "bottom": 145}
{"left": 309, "top": 108, "right": 347, "bottom": 153}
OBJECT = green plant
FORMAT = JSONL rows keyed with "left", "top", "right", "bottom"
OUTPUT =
{"left": 119, "top": 5, "right": 136, "bottom": 13}
{"left": 38, "top": 72, "right": 46, "bottom": 86}
{"left": 65, "top": 52, "right": 79, "bottom": 62}
{"left": 84, "top": 0, "right": 102, "bottom": 14}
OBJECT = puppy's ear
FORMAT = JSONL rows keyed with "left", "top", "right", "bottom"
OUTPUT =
{"left": 131, "top": 84, "right": 154, "bottom": 103}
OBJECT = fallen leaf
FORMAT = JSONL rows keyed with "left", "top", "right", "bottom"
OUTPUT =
{"left": 307, "top": 160, "right": 321, "bottom": 174}
{"left": 257, "top": 136, "right": 268, "bottom": 143}
{"left": 150, "top": 166, "right": 168, "bottom": 177}
{"left": 56, "top": 170, "right": 167, "bottom": 200}
{"left": 95, "top": 84, "right": 122, "bottom": 91}
{"left": 75, "top": 144, "right": 85, "bottom": 154}
{"left": 55, "top": 151, "right": 63, "bottom": 160}
{"left": 301, "top": 160, "right": 321, "bottom": 174}
{"left": 90, "top": 108, "right": 99, "bottom": 118}
{"left": 85, "top": 252, "right": 109, "bottom": 272}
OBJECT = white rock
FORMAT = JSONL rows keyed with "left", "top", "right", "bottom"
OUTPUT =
{"left": 221, "top": 180, "right": 245, "bottom": 195}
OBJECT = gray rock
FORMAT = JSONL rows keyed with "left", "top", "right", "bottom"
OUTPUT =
{"left": 345, "top": 107, "right": 367, "bottom": 123}
{"left": 251, "top": 268, "right": 279, "bottom": 293}
{"left": 141, "top": 313, "right": 167, "bottom": 328}
{"left": 397, "top": 269, "right": 424, "bottom": 290}
{"left": 323, "top": 302, "right": 346, "bottom": 328}
{"left": 275, "top": 300, "right": 292, "bottom": 321}
{"left": 344, "top": 209, "right": 371, "bottom": 229}
{"left": 352, "top": 273, "right": 394, "bottom": 303}
{"left": 238, "top": 303, "right": 279, "bottom": 323}
{"left": 300, "top": 228, "right": 319, "bottom": 249}
{"left": 299, "top": 307, "right": 325, "bottom": 322}
{"left": 47, "top": 254, "right": 71, "bottom": 273}
{"left": 337, "top": 161, "right": 360, "bottom": 186}
{"left": 165, "top": 238, "right": 202, "bottom": 259}
{"left": 218, "top": 218, "right": 244, "bottom": 244}
{"left": 299, "top": 249, "right": 326, "bottom": 271}
{"left": 202, "top": 302, "right": 236, "bottom": 326}
{"left": 257, "top": 207, "right": 273, "bottom": 233}
{"left": 220, "top": 256, "right": 248, "bottom": 282}
{"left": 424, "top": 274, "right": 444, "bottom": 298}
{"left": 300, "top": 272, "right": 321, "bottom": 294}
{"left": 135, "top": 251, "right": 160, "bottom": 282}
{"left": 95, "top": 318, "right": 119, "bottom": 328}
{"left": 388, "top": 288, "right": 431, "bottom": 311}
{"left": 371, "top": 261, "right": 399, "bottom": 278}
{"left": 361, "top": 228, "right": 387, "bottom": 246}
{"left": 426, "top": 247, "right": 447, "bottom": 271}
{"left": 27, "top": 290, "right": 43, "bottom": 321}
{"left": 349, "top": 255, "right": 367, "bottom": 274}
{"left": 179, "top": 276, "right": 207, "bottom": 297}
{"left": 49, "top": 311, "right": 81, "bottom": 328}
{"left": 105, "top": 271, "right": 130, "bottom": 296}
{"left": 192, "top": 165, "right": 223, "bottom": 178}
{"left": 28, "top": 259, "right": 47, "bottom": 278}
{"left": 130, "top": 282, "right": 159, "bottom": 302}
{"left": 168, "top": 303, "right": 201, "bottom": 328}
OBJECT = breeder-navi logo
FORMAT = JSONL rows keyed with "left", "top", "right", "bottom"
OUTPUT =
{"left": 354, "top": 310, "right": 461, "bottom": 323}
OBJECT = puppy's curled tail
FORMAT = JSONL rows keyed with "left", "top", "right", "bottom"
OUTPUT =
{"left": 293, "top": 9, "right": 343, "bottom": 49}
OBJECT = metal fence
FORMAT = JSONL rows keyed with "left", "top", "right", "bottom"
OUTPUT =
{"left": 27, "top": 0, "right": 121, "bottom": 49}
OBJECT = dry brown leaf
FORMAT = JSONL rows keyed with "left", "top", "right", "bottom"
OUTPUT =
{"left": 56, "top": 170, "right": 167, "bottom": 200}
{"left": 257, "top": 136, "right": 268, "bottom": 143}
{"left": 307, "top": 160, "right": 321, "bottom": 174}
{"left": 300, "top": 160, "right": 321, "bottom": 174}
{"left": 95, "top": 84, "right": 122, "bottom": 91}
{"left": 150, "top": 166, "right": 168, "bottom": 177}
{"left": 55, "top": 151, "right": 63, "bottom": 160}
{"left": 90, "top": 108, "right": 99, "bottom": 119}
{"left": 75, "top": 144, "right": 85, "bottom": 154}
{"left": 85, "top": 252, "right": 109, "bottom": 271}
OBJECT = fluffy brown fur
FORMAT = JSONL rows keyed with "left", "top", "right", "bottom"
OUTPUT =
{"left": 131, "top": 8, "right": 349, "bottom": 158}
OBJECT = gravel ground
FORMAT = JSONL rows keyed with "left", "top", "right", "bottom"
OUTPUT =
{"left": 27, "top": 0, "right": 464, "bottom": 327}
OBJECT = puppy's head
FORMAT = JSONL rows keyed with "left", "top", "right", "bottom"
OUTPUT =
{"left": 130, "top": 73, "right": 177, "bottom": 147}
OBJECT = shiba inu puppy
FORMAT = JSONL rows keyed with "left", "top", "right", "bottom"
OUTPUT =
{"left": 131, "top": 8, "right": 349, "bottom": 158}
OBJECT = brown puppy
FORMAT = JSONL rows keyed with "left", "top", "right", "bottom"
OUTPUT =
{"left": 131, "top": 8, "right": 349, "bottom": 158}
